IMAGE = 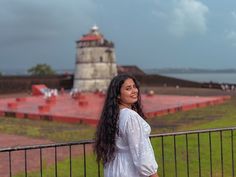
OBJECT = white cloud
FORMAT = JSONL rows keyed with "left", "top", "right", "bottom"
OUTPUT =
{"left": 169, "top": 0, "right": 209, "bottom": 37}
{"left": 225, "top": 30, "right": 236, "bottom": 46}
{"left": 225, "top": 11, "right": 236, "bottom": 46}
{"left": 231, "top": 11, "right": 236, "bottom": 20}
{"left": 152, "top": 0, "right": 168, "bottom": 19}
{"left": 226, "top": 30, "right": 236, "bottom": 39}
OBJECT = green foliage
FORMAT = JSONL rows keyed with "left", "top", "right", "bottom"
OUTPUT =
{"left": 27, "top": 63, "right": 56, "bottom": 76}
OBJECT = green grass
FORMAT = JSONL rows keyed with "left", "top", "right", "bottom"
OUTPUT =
{"left": 151, "top": 131, "right": 236, "bottom": 177}
{"left": 1, "top": 96, "right": 236, "bottom": 177}
{"left": 146, "top": 96, "right": 236, "bottom": 176}
{"left": 14, "top": 152, "right": 103, "bottom": 177}
{"left": 147, "top": 95, "right": 236, "bottom": 133}
{"left": 13, "top": 131, "right": 236, "bottom": 177}
{"left": 0, "top": 117, "right": 96, "bottom": 142}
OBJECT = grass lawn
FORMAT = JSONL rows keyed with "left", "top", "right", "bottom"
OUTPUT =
{"left": 147, "top": 95, "right": 236, "bottom": 133}
{"left": 1, "top": 87, "right": 236, "bottom": 176}
{"left": 0, "top": 117, "right": 96, "bottom": 142}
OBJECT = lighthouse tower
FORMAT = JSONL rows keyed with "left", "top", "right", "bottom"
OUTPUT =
{"left": 73, "top": 25, "right": 117, "bottom": 92}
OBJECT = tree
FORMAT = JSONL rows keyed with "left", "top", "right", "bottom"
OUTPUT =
{"left": 27, "top": 64, "right": 56, "bottom": 76}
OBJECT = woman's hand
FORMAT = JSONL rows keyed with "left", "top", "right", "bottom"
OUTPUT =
{"left": 150, "top": 173, "right": 159, "bottom": 177}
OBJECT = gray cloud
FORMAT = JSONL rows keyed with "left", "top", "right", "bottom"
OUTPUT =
{"left": 0, "top": 0, "right": 97, "bottom": 70}
{"left": 1, "top": 0, "right": 236, "bottom": 71}
{"left": 169, "top": 0, "right": 209, "bottom": 37}
{"left": 0, "top": 1, "right": 60, "bottom": 46}
{"left": 0, "top": 0, "right": 97, "bottom": 47}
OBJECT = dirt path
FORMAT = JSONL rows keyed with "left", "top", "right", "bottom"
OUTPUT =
{"left": 0, "top": 134, "right": 92, "bottom": 177}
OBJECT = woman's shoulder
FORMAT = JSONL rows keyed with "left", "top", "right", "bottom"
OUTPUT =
{"left": 120, "top": 108, "right": 139, "bottom": 117}
{"left": 119, "top": 108, "right": 142, "bottom": 124}
{"left": 119, "top": 108, "right": 140, "bottom": 132}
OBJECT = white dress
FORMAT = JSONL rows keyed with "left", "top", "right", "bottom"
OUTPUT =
{"left": 104, "top": 108, "right": 158, "bottom": 177}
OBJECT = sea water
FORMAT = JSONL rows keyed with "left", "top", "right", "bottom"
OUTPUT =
{"left": 161, "top": 73, "right": 236, "bottom": 84}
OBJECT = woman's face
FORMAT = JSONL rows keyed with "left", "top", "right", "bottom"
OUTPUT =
{"left": 119, "top": 78, "right": 138, "bottom": 108}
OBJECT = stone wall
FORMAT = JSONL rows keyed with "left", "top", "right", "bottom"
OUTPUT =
{"left": 0, "top": 75, "right": 73, "bottom": 94}
{"left": 0, "top": 73, "right": 222, "bottom": 94}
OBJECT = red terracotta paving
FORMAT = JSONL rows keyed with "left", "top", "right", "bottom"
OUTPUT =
{"left": 0, "top": 93, "right": 231, "bottom": 125}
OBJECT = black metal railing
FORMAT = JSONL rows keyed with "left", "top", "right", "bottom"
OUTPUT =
{"left": 0, "top": 127, "right": 235, "bottom": 177}
{"left": 150, "top": 127, "right": 236, "bottom": 177}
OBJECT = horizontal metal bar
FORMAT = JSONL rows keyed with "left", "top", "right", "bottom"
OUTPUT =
{"left": 0, "top": 140, "right": 94, "bottom": 152}
{"left": 1, "top": 127, "right": 235, "bottom": 152}
{"left": 150, "top": 126, "right": 236, "bottom": 138}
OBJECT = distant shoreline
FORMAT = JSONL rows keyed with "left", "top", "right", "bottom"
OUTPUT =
{"left": 154, "top": 73, "right": 236, "bottom": 84}
{"left": 144, "top": 68, "right": 236, "bottom": 74}
{"left": 2, "top": 68, "right": 236, "bottom": 75}
{"left": 149, "top": 71, "right": 236, "bottom": 74}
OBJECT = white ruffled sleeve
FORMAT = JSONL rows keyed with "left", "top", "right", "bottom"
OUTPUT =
{"left": 125, "top": 112, "right": 158, "bottom": 176}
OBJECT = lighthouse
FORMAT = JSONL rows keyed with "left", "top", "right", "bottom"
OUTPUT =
{"left": 73, "top": 25, "right": 117, "bottom": 92}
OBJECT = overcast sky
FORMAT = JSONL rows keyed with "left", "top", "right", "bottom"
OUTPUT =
{"left": 1, "top": 0, "right": 236, "bottom": 71}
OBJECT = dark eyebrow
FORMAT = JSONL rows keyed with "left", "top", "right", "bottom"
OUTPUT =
{"left": 125, "top": 84, "right": 136, "bottom": 88}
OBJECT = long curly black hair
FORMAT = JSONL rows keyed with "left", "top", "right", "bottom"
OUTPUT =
{"left": 94, "top": 74, "right": 146, "bottom": 165}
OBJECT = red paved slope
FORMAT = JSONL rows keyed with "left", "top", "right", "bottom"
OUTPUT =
{"left": 0, "top": 92, "right": 230, "bottom": 125}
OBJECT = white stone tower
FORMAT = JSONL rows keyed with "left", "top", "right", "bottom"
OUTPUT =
{"left": 73, "top": 25, "right": 117, "bottom": 92}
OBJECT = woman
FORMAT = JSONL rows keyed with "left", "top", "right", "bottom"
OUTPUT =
{"left": 94, "top": 74, "right": 159, "bottom": 177}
